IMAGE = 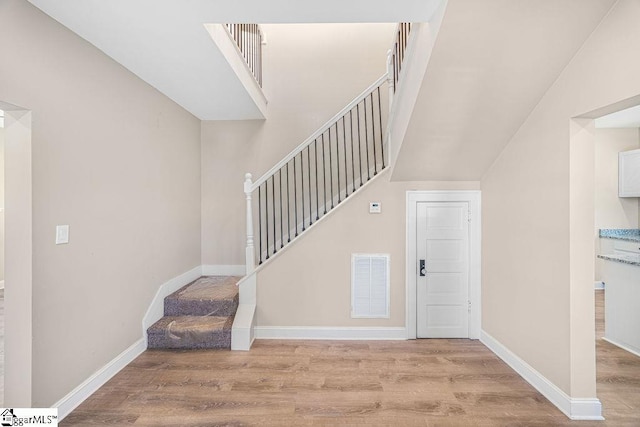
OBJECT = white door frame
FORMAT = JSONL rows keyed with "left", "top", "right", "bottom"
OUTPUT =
{"left": 406, "top": 191, "right": 481, "bottom": 340}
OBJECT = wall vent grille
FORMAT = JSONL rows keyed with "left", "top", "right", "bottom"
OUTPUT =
{"left": 351, "top": 254, "right": 390, "bottom": 318}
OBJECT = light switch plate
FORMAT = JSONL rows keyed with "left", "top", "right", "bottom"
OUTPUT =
{"left": 56, "top": 225, "right": 70, "bottom": 245}
{"left": 369, "top": 202, "right": 381, "bottom": 214}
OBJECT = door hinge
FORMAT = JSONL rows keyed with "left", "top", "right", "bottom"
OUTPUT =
{"left": 468, "top": 300, "right": 471, "bottom": 313}
{"left": 468, "top": 210, "right": 472, "bottom": 223}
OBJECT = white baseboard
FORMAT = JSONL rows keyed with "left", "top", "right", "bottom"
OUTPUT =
{"left": 255, "top": 326, "right": 407, "bottom": 340}
{"left": 602, "top": 336, "right": 640, "bottom": 358}
{"left": 55, "top": 266, "right": 207, "bottom": 420}
{"left": 480, "top": 330, "right": 603, "bottom": 421}
{"left": 142, "top": 266, "right": 203, "bottom": 333}
{"left": 53, "top": 338, "right": 146, "bottom": 421}
{"left": 231, "top": 304, "right": 256, "bottom": 350}
{"left": 202, "top": 264, "right": 246, "bottom": 276}
{"left": 594, "top": 281, "right": 605, "bottom": 290}
{"left": 570, "top": 398, "right": 606, "bottom": 421}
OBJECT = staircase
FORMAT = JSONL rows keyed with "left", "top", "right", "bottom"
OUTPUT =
{"left": 147, "top": 276, "right": 240, "bottom": 349}
{"left": 145, "top": 23, "right": 415, "bottom": 352}
{"left": 228, "top": 23, "right": 415, "bottom": 351}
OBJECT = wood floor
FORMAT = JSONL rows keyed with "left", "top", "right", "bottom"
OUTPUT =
{"left": 62, "top": 291, "right": 640, "bottom": 426}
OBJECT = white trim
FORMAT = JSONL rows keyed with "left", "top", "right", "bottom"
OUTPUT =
{"left": 250, "top": 74, "right": 388, "bottom": 190}
{"left": 570, "top": 399, "right": 606, "bottom": 421}
{"left": 602, "top": 337, "right": 640, "bottom": 358}
{"left": 141, "top": 266, "right": 203, "bottom": 335}
{"left": 406, "top": 191, "right": 482, "bottom": 340}
{"left": 202, "top": 264, "right": 246, "bottom": 276}
{"left": 53, "top": 338, "right": 146, "bottom": 421}
{"left": 0, "top": 280, "right": 4, "bottom": 289}
{"left": 232, "top": 273, "right": 257, "bottom": 350}
{"left": 55, "top": 266, "right": 208, "bottom": 420}
{"left": 231, "top": 304, "right": 256, "bottom": 351}
{"left": 204, "top": 24, "right": 268, "bottom": 118}
{"left": 481, "top": 330, "right": 604, "bottom": 421}
{"left": 255, "top": 326, "right": 407, "bottom": 340}
{"left": 594, "top": 281, "right": 605, "bottom": 290}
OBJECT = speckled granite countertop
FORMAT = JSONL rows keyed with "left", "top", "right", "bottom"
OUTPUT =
{"left": 598, "top": 253, "right": 640, "bottom": 267}
{"left": 599, "top": 229, "right": 640, "bottom": 242}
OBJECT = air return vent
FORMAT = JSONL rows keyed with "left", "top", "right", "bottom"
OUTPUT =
{"left": 351, "top": 254, "right": 390, "bottom": 318}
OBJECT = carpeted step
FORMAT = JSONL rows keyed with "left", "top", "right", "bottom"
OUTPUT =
{"left": 164, "top": 276, "right": 240, "bottom": 317}
{"left": 147, "top": 315, "right": 233, "bottom": 349}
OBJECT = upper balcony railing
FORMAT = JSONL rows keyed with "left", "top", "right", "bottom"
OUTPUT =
{"left": 226, "top": 24, "right": 263, "bottom": 87}
{"left": 390, "top": 23, "right": 411, "bottom": 93}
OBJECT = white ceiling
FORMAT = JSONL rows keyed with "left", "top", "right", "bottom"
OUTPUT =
{"left": 392, "top": 0, "right": 617, "bottom": 181}
{"left": 27, "top": 0, "right": 443, "bottom": 120}
{"left": 595, "top": 105, "right": 640, "bottom": 128}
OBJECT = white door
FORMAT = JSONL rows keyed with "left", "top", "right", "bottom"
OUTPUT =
{"left": 416, "top": 201, "right": 470, "bottom": 338}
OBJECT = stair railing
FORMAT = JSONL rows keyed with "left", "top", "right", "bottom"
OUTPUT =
{"left": 243, "top": 22, "right": 413, "bottom": 273}
{"left": 244, "top": 75, "right": 389, "bottom": 270}
{"left": 389, "top": 23, "right": 412, "bottom": 93}
{"left": 226, "top": 24, "right": 263, "bottom": 87}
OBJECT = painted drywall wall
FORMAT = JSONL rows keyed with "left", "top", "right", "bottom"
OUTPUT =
{"left": 3, "top": 109, "right": 33, "bottom": 406}
{"left": 256, "top": 174, "right": 479, "bottom": 327}
{"left": 0, "top": 0, "right": 201, "bottom": 406}
{"left": 482, "top": 0, "right": 640, "bottom": 399}
{"left": 392, "top": 0, "right": 616, "bottom": 182}
{"left": 0, "top": 126, "right": 4, "bottom": 283}
{"left": 594, "top": 128, "right": 640, "bottom": 281}
{"left": 201, "top": 23, "right": 395, "bottom": 266}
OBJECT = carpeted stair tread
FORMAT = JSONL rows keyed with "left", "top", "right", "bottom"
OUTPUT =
{"left": 147, "top": 315, "right": 233, "bottom": 349}
{"left": 164, "top": 276, "right": 240, "bottom": 317}
{"left": 146, "top": 275, "right": 241, "bottom": 350}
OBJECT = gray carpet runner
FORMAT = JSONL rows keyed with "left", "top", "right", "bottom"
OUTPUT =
{"left": 147, "top": 276, "right": 240, "bottom": 349}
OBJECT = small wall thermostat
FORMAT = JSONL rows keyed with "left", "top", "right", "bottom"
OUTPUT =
{"left": 369, "top": 202, "right": 381, "bottom": 214}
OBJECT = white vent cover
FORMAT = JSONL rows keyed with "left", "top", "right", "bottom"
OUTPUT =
{"left": 351, "top": 254, "right": 390, "bottom": 318}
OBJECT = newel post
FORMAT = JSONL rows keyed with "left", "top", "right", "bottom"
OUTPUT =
{"left": 244, "top": 173, "right": 255, "bottom": 273}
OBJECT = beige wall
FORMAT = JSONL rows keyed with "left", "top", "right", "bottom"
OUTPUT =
{"left": 3, "top": 110, "right": 33, "bottom": 405}
{"left": 0, "top": 0, "right": 201, "bottom": 406}
{"left": 201, "top": 23, "right": 395, "bottom": 266}
{"left": 256, "top": 173, "right": 479, "bottom": 327}
{"left": 594, "top": 128, "right": 640, "bottom": 280}
{"left": 0, "top": 126, "right": 4, "bottom": 282}
{"left": 481, "top": 0, "right": 640, "bottom": 398}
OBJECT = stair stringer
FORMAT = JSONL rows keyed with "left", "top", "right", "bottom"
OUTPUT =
{"left": 231, "top": 167, "right": 390, "bottom": 350}
{"left": 387, "top": 1, "right": 449, "bottom": 176}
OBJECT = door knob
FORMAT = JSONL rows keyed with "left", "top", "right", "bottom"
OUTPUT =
{"left": 419, "top": 259, "right": 426, "bottom": 276}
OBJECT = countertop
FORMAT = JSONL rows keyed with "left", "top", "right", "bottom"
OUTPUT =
{"left": 599, "top": 229, "right": 640, "bottom": 242}
{"left": 598, "top": 253, "right": 640, "bottom": 267}
{"left": 599, "top": 229, "right": 640, "bottom": 266}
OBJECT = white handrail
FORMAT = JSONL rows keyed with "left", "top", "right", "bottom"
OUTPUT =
{"left": 249, "top": 73, "right": 389, "bottom": 192}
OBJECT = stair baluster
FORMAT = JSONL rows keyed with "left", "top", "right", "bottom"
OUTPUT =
{"left": 245, "top": 23, "right": 413, "bottom": 269}
{"left": 247, "top": 76, "right": 388, "bottom": 266}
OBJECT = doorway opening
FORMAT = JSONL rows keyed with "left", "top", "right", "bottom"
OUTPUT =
{"left": 406, "top": 191, "right": 481, "bottom": 340}
{"left": 571, "top": 96, "right": 640, "bottom": 417}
